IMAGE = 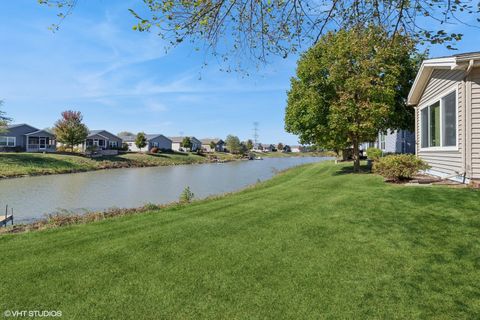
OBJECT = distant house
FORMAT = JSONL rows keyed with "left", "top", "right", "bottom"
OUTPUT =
{"left": 360, "top": 130, "right": 415, "bottom": 155}
{"left": 120, "top": 134, "right": 172, "bottom": 152}
{"left": 262, "top": 144, "right": 277, "bottom": 152}
{"left": 290, "top": 145, "right": 304, "bottom": 153}
{"left": 169, "top": 136, "right": 202, "bottom": 152}
{"left": 200, "top": 138, "right": 225, "bottom": 152}
{"left": 283, "top": 145, "right": 292, "bottom": 153}
{"left": 0, "top": 123, "right": 56, "bottom": 152}
{"left": 252, "top": 143, "right": 263, "bottom": 152}
{"left": 84, "top": 130, "right": 123, "bottom": 153}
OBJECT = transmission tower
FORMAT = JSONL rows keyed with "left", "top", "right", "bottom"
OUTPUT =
{"left": 253, "top": 122, "right": 259, "bottom": 144}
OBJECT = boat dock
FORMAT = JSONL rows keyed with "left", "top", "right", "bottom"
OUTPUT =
{"left": 1, "top": 205, "right": 13, "bottom": 227}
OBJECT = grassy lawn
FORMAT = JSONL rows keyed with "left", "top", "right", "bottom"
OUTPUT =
{"left": 254, "top": 151, "right": 336, "bottom": 158}
{"left": 1, "top": 161, "right": 479, "bottom": 319}
{"left": 0, "top": 152, "right": 209, "bottom": 178}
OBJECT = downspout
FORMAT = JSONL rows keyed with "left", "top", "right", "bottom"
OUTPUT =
{"left": 463, "top": 59, "right": 475, "bottom": 183}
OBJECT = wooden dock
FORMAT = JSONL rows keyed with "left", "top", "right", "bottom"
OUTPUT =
{"left": 1, "top": 205, "right": 13, "bottom": 227}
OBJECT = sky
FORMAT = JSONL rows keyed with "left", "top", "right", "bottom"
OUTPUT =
{"left": 0, "top": 1, "right": 479, "bottom": 144}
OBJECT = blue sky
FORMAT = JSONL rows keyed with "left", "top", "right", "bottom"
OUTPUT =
{"left": 0, "top": 1, "right": 479, "bottom": 144}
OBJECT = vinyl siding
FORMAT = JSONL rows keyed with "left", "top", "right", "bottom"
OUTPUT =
{"left": 416, "top": 69, "right": 464, "bottom": 177}
{"left": 469, "top": 67, "right": 480, "bottom": 179}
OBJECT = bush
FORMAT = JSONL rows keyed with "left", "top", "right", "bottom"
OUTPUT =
{"left": 373, "top": 154, "right": 430, "bottom": 182}
{"left": 150, "top": 147, "right": 159, "bottom": 154}
{"left": 179, "top": 186, "right": 195, "bottom": 203}
{"left": 367, "top": 147, "right": 382, "bottom": 160}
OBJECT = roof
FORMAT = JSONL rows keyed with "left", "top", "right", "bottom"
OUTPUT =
{"left": 168, "top": 136, "right": 200, "bottom": 143}
{"left": 145, "top": 134, "right": 171, "bottom": 141}
{"left": 408, "top": 51, "right": 480, "bottom": 106}
{"left": 200, "top": 138, "right": 223, "bottom": 145}
{"left": 25, "top": 129, "right": 55, "bottom": 137}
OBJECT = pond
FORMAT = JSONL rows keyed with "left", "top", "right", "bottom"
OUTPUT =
{"left": 0, "top": 157, "right": 332, "bottom": 223}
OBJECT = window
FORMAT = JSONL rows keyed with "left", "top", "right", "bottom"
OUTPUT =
{"left": 109, "top": 141, "right": 118, "bottom": 148}
{"left": 420, "top": 90, "right": 457, "bottom": 149}
{"left": 380, "top": 133, "right": 386, "bottom": 150}
{"left": 0, "top": 137, "right": 16, "bottom": 147}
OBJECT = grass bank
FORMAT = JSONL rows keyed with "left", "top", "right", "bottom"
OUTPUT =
{"left": 1, "top": 161, "right": 479, "bottom": 319}
{"left": 0, "top": 152, "right": 239, "bottom": 179}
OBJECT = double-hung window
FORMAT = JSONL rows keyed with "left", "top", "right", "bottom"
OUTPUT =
{"left": 0, "top": 136, "right": 16, "bottom": 147}
{"left": 420, "top": 90, "right": 457, "bottom": 149}
{"left": 379, "top": 133, "right": 386, "bottom": 150}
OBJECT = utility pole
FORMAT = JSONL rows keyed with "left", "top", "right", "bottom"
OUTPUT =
{"left": 253, "top": 122, "right": 259, "bottom": 144}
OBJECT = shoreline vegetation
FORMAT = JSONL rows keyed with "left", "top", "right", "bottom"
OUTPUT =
{"left": 0, "top": 151, "right": 334, "bottom": 179}
{"left": 1, "top": 161, "right": 479, "bottom": 318}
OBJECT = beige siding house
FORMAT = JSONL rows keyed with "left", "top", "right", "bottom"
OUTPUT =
{"left": 408, "top": 52, "right": 480, "bottom": 182}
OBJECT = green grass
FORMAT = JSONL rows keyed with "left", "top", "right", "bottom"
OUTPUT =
{"left": 1, "top": 161, "right": 479, "bottom": 319}
{"left": 0, "top": 152, "right": 208, "bottom": 178}
{"left": 253, "top": 151, "right": 336, "bottom": 158}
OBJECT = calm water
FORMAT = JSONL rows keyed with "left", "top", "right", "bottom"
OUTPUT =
{"left": 0, "top": 157, "right": 332, "bottom": 223}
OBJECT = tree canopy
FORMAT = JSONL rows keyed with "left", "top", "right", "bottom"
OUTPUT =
{"left": 285, "top": 26, "right": 419, "bottom": 171}
{"left": 225, "top": 135, "right": 242, "bottom": 154}
{"left": 136, "top": 132, "right": 147, "bottom": 150}
{"left": 181, "top": 137, "right": 193, "bottom": 150}
{"left": 0, "top": 100, "right": 12, "bottom": 133}
{"left": 40, "top": 0, "right": 479, "bottom": 67}
{"left": 54, "top": 110, "right": 89, "bottom": 151}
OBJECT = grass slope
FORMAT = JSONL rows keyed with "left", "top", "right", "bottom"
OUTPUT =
{"left": 1, "top": 162, "right": 479, "bottom": 319}
{"left": 0, "top": 152, "right": 217, "bottom": 178}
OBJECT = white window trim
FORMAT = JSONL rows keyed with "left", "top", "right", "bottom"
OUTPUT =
{"left": 419, "top": 86, "right": 459, "bottom": 152}
{"left": 0, "top": 136, "right": 16, "bottom": 147}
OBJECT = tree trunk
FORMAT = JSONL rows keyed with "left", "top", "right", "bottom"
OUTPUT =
{"left": 353, "top": 138, "right": 360, "bottom": 172}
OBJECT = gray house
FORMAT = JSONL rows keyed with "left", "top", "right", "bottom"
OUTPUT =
{"left": 169, "top": 136, "right": 202, "bottom": 152}
{"left": 360, "top": 129, "right": 415, "bottom": 155}
{"left": 84, "top": 130, "right": 123, "bottom": 151}
{"left": 120, "top": 134, "right": 172, "bottom": 152}
{"left": 408, "top": 51, "right": 480, "bottom": 183}
{"left": 0, "top": 123, "right": 56, "bottom": 152}
{"left": 200, "top": 138, "right": 225, "bottom": 152}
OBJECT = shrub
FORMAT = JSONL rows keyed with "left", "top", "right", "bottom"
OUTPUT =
{"left": 366, "top": 147, "right": 382, "bottom": 160}
{"left": 373, "top": 154, "right": 430, "bottom": 182}
{"left": 179, "top": 186, "right": 195, "bottom": 203}
{"left": 150, "top": 147, "right": 159, "bottom": 154}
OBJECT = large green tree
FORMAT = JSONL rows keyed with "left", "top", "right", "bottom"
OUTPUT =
{"left": 285, "top": 26, "right": 418, "bottom": 172}
{"left": 54, "top": 110, "right": 89, "bottom": 152}
{"left": 136, "top": 132, "right": 147, "bottom": 151}
{"left": 40, "top": 0, "right": 476, "bottom": 66}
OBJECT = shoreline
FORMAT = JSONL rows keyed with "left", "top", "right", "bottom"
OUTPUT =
{"left": 0, "top": 152, "right": 333, "bottom": 180}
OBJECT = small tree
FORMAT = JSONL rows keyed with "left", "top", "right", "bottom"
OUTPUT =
{"left": 277, "top": 143, "right": 284, "bottom": 151}
{"left": 0, "top": 101, "right": 11, "bottom": 133}
{"left": 54, "top": 110, "right": 89, "bottom": 152}
{"left": 181, "top": 137, "right": 192, "bottom": 151}
{"left": 209, "top": 141, "right": 217, "bottom": 151}
{"left": 135, "top": 132, "right": 147, "bottom": 151}
{"left": 179, "top": 186, "right": 195, "bottom": 203}
{"left": 225, "top": 135, "right": 242, "bottom": 154}
{"left": 246, "top": 139, "right": 253, "bottom": 150}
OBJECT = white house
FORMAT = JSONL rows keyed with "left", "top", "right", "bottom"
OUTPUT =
{"left": 120, "top": 134, "right": 172, "bottom": 152}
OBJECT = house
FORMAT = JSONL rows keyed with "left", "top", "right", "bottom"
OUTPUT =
{"left": 407, "top": 51, "right": 480, "bottom": 183}
{"left": 361, "top": 130, "right": 415, "bottom": 155}
{"left": 84, "top": 130, "right": 123, "bottom": 154}
{"left": 169, "top": 136, "right": 202, "bottom": 152}
{"left": 200, "top": 138, "right": 225, "bottom": 152}
{"left": 252, "top": 143, "right": 263, "bottom": 152}
{"left": 283, "top": 145, "right": 291, "bottom": 152}
{"left": 0, "top": 124, "right": 56, "bottom": 152}
{"left": 120, "top": 134, "right": 172, "bottom": 152}
{"left": 290, "top": 145, "right": 305, "bottom": 153}
{"left": 262, "top": 144, "right": 277, "bottom": 152}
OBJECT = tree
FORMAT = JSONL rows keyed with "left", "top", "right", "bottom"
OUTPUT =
{"left": 0, "top": 100, "right": 12, "bottom": 134}
{"left": 209, "top": 141, "right": 217, "bottom": 151}
{"left": 181, "top": 137, "right": 192, "bottom": 151}
{"left": 225, "top": 135, "right": 242, "bottom": 154}
{"left": 277, "top": 143, "right": 284, "bottom": 152}
{"left": 41, "top": 0, "right": 476, "bottom": 67}
{"left": 54, "top": 110, "right": 89, "bottom": 152}
{"left": 285, "top": 26, "right": 418, "bottom": 172}
{"left": 246, "top": 139, "right": 253, "bottom": 150}
{"left": 135, "top": 132, "right": 147, "bottom": 151}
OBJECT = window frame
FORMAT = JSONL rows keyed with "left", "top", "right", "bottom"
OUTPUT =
{"left": 419, "top": 87, "right": 459, "bottom": 152}
{"left": 0, "top": 136, "right": 16, "bottom": 147}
